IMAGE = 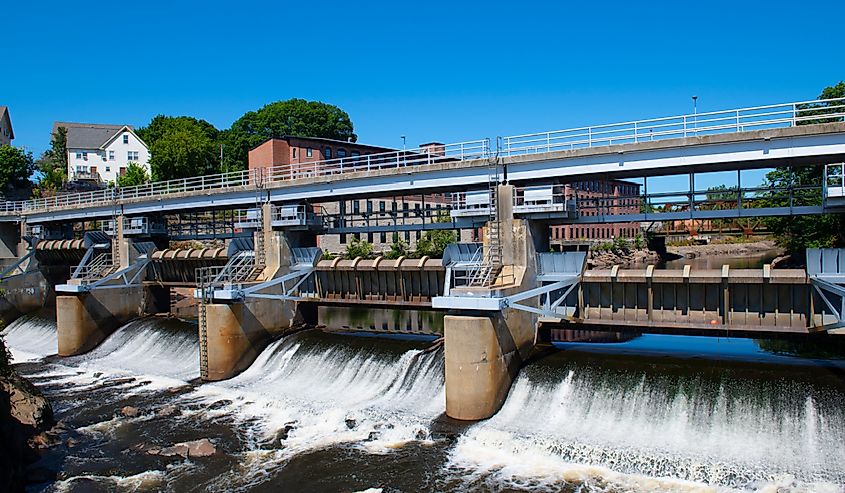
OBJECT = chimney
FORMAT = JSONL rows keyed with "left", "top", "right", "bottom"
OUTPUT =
{"left": 419, "top": 142, "right": 446, "bottom": 157}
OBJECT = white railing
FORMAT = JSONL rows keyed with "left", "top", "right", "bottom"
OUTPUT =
{"left": 502, "top": 98, "right": 845, "bottom": 156}
{"left": 825, "top": 163, "right": 845, "bottom": 199}
{"left": 0, "top": 139, "right": 489, "bottom": 216}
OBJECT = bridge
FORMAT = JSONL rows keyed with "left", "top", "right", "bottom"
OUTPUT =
{"left": 2, "top": 98, "right": 844, "bottom": 421}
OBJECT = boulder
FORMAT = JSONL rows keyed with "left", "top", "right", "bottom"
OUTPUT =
{"left": 1, "top": 374, "right": 54, "bottom": 430}
{"left": 120, "top": 406, "right": 139, "bottom": 417}
{"left": 148, "top": 438, "right": 216, "bottom": 458}
{"left": 157, "top": 405, "right": 180, "bottom": 417}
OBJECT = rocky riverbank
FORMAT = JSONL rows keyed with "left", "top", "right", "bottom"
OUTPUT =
{"left": 0, "top": 342, "right": 55, "bottom": 492}
{"left": 589, "top": 248, "right": 662, "bottom": 268}
{"left": 667, "top": 240, "right": 782, "bottom": 259}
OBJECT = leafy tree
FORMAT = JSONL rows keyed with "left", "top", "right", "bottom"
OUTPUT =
{"left": 137, "top": 115, "right": 219, "bottom": 147}
{"left": 36, "top": 126, "right": 68, "bottom": 194}
{"left": 384, "top": 233, "right": 410, "bottom": 259}
{"left": 414, "top": 210, "right": 457, "bottom": 258}
{"left": 117, "top": 162, "right": 150, "bottom": 187}
{"left": 0, "top": 145, "right": 35, "bottom": 196}
{"left": 344, "top": 237, "right": 373, "bottom": 259}
{"left": 760, "top": 82, "right": 845, "bottom": 254}
{"left": 796, "top": 81, "right": 845, "bottom": 125}
{"left": 223, "top": 99, "right": 356, "bottom": 171}
{"left": 146, "top": 120, "right": 219, "bottom": 181}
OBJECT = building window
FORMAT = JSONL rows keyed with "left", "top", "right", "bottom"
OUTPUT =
{"left": 105, "top": 166, "right": 111, "bottom": 172}
{"left": 340, "top": 233, "right": 347, "bottom": 244}
{"left": 292, "top": 148, "right": 297, "bottom": 159}
{"left": 353, "top": 200, "right": 360, "bottom": 214}
{"left": 416, "top": 230, "right": 421, "bottom": 240}
{"left": 367, "top": 233, "right": 373, "bottom": 243}
{"left": 82, "top": 152, "right": 88, "bottom": 160}
{"left": 380, "top": 232, "right": 386, "bottom": 243}
{"left": 109, "top": 151, "right": 115, "bottom": 161}
{"left": 379, "top": 201, "right": 385, "bottom": 213}
{"left": 123, "top": 134, "right": 129, "bottom": 144}
{"left": 366, "top": 201, "right": 373, "bottom": 214}
{"left": 75, "top": 152, "right": 82, "bottom": 159}
{"left": 337, "top": 149, "right": 347, "bottom": 158}
{"left": 405, "top": 230, "right": 411, "bottom": 242}
{"left": 351, "top": 151, "right": 360, "bottom": 158}
{"left": 325, "top": 148, "right": 332, "bottom": 159}
{"left": 306, "top": 147, "right": 313, "bottom": 158}
{"left": 127, "top": 151, "right": 139, "bottom": 161}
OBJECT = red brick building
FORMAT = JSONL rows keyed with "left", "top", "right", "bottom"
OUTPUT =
{"left": 248, "top": 136, "right": 399, "bottom": 175}
{"left": 551, "top": 179, "right": 642, "bottom": 243}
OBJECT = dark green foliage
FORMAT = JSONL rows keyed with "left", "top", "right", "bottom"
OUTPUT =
{"left": 0, "top": 145, "right": 34, "bottom": 194}
{"left": 117, "top": 162, "right": 150, "bottom": 187}
{"left": 384, "top": 233, "right": 410, "bottom": 259}
{"left": 138, "top": 116, "right": 220, "bottom": 181}
{"left": 344, "top": 237, "right": 373, "bottom": 259}
{"left": 36, "top": 126, "right": 68, "bottom": 194}
{"left": 222, "top": 99, "right": 356, "bottom": 171}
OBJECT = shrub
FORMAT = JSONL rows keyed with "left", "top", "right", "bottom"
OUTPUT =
{"left": 344, "top": 237, "right": 373, "bottom": 259}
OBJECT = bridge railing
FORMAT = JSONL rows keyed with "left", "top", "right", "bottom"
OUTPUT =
{"left": 0, "top": 139, "right": 490, "bottom": 216}
{"left": 826, "top": 163, "right": 845, "bottom": 199}
{"left": 501, "top": 98, "right": 845, "bottom": 156}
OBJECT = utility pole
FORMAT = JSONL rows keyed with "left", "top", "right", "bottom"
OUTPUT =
{"left": 220, "top": 144, "right": 224, "bottom": 173}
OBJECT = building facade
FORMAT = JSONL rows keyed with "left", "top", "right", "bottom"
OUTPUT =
{"left": 551, "top": 179, "right": 642, "bottom": 243}
{"left": 0, "top": 106, "right": 13, "bottom": 146}
{"left": 55, "top": 122, "right": 150, "bottom": 184}
{"left": 248, "top": 136, "right": 403, "bottom": 176}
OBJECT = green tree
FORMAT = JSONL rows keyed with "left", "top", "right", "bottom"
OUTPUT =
{"left": 344, "top": 237, "right": 373, "bottom": 259}
{"left": 146, "top": 120, "right": 219, "bottom": 181}
{"left": 36, "top": 126, "right": 68, "bottom": 194}
{"left": 0, "top": 145, "right": 35, "bottom": 196}
{"left": 760, "top": 82, "right": 845, "bottom": 254}
{"left": 222, "top": 99, "right": 356, "bottom": 171}
{"left": 384, "top": 233, "right": 410, "bottom": 259}
{"left": 117, "top": 162, "right": 150, "bottom": 187}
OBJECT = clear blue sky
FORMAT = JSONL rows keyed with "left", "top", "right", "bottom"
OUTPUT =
{"left": 5, "top": 0, "right": 843, "bottom": 163}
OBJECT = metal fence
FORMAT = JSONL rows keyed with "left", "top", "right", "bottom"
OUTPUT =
{"left": 501, "top": 98, "right": 845, "bottom": 156}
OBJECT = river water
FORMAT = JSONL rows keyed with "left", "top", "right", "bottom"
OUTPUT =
{"left": 3, "top": 313, "right": 845, "bottom": 492}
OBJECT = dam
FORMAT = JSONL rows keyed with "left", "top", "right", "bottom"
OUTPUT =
{"left": 2, "top": 98, "right": 845, "bottom": 491}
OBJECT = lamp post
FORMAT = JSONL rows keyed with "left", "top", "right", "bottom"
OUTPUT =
{"left": 692, "top": 96, "right": 698, "bottom": 134}
{"left": 401, "top": 135, "right": 406, "bottom": 150}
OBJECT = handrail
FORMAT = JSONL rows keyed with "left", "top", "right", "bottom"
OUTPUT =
{"left": 502, "top": 98, "right": 845, "bottom": 156}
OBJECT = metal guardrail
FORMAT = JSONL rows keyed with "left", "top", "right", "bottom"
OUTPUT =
{"left": 825, "top": 163, "right": 845, "bottom": 199}
{"left": 0, "top": 139, "right": 489, "bottom": 216}
{"left": 501, "top": 98, "right": 845, "bottom": 156}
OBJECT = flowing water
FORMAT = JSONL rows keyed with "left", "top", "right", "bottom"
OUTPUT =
{"left": 3, "top": 315, "right": 845, "bottom": 492}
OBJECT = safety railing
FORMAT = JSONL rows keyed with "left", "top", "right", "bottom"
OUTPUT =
{"left": 502, "top": 98, "right": 845, "bottom": 156}
{"left": 0, "top": 139, "right": 489, "bottom": 216}
{"left": 71, "top": 253, "right": 115, "bottom": 281}
{"left": 825, "top": 163, "right": 845, "bottom": 199}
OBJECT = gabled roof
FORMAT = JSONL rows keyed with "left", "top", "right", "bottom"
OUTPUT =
{"left": 0, "top": 106, "right": 13, "bottom": 140}
{"left": 52, "top": 122, "right": 146, "bottom": 150}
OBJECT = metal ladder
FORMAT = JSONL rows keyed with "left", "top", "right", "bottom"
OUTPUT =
{"left": 196, "top": 268, "right": 213, "bottom": 380}
{"left": 469, "top": 158, "right": 503, "bottom": 287}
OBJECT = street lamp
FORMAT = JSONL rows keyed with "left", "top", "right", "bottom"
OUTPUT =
{"left": 401, "top": 135, "right": 406, "bottom": 150}
{"left": 692, "top": 96, "right": 698, "bottom": 134}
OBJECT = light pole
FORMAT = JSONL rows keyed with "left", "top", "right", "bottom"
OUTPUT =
{"left": 692, "top": 96, "right": 698, "bottom": 134}
{"left": 401, "top": 135, "right": 406, "bottom": 150}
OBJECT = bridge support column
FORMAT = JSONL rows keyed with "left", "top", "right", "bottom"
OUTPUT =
{"left": 0, "top": 223, "right": 49, "bottom": 325}
{"left": 443, "top": 186, "right": 548, "bottom": 420}
{"left": 56, "top": 286, "right": 151, "bottom": 356}
{"left": 202, "top": 227, "right": 315, "bottom": 381}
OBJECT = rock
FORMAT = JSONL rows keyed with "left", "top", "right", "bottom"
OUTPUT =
{"left": 345, "top": 418, "right": 357, "bottom": 429}
{"left": 29, "top": 432, "right": 59, "bottom": 449}
{"left": 149, "top": 438, "right": 216, "bottom": 458}
{"left": 120, "top": 406, "right": 139, "bottom": 417}
{"left": 1, "top": 374, "right": 54, "bottom": 431}
{"left": 157, "top": 405, "right": 180, "bottom": 417}
{"left": 66, "top": 437, "right": 79, "bottom": 448}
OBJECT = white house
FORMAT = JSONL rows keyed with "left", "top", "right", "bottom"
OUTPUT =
{"left": 55, "top": 122, "right": 150, "bottom": 184}
{"left": 0, "top": 106, "right": 13, "bottom": 146}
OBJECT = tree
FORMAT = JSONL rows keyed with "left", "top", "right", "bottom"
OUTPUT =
{"left": 384, "top": 233, "right": 410, "bottom": 259}
{"left": 117, "top": 162, "right": 150, "bottom": 187}
{"left": 0, "top": 145, "right": 35, "bottom": 197}
{"left": 36, "top": 126, "right": 68, "bottom": 194}
{"left": 415, "top": 211, "right": 457, "bottom": 258}
{"left": 344, "top": 237, "right": 373, "bottom": 259}
{"left": 760, "top": 82, "right": 845, "bottom": 254}
{"left": 146, "top": 121, "right": 219, "bottom": 181}
{"left": 223, "top": 99, "right": 356, "bottom": 171}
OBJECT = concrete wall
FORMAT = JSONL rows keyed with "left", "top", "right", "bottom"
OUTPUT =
{"left": 56, "top": 286, "right": 154, "bottom": 356}
{"left": 0, "top": 271, "right": 49, "bottom": 326}
{"left": 0, "top": 222, "right": 19, "bottom": 258}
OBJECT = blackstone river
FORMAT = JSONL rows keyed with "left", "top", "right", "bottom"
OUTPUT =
{"left": 3, "top": 312, "right": 845, "bottom": 492}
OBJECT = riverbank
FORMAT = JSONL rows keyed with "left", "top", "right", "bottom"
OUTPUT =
{"left": 0, "top": 336, "right": 55, "bottom": 492}
{"left": 667, "top": 239, "right": 782, "bottom": 259}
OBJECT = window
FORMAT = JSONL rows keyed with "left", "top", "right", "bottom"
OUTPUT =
{"left": 367, "top": 233, "right": 373, "bottom": 243}
{"left": 325, "top": 148, "right": 332, "bottom": 159}
{"left": 366, "top": 201, "right": 373, "bottom": 214}
{"left": 306, "top": 147, "right": 313, "bottom": 158}
{"left": 340, "top": 233, "right": 347, "bottom": 244}
{"left": 351, "top": 151, "right": 360, "bottom": 157}
{"left": 379, "top": 201, "right": 385, "bottom": 213}
{"left": 292, "top": 148, "right": 297, "bottom": 159}
{"left": 109, "top": 151, "right": 115, "bottom": 161}
{"left": 403, "top": 202, "right": 409, "bottom": 217}
{"left": 76, "top": 152, "right": 82, "bottom": 159}
{"left": 337, "top": 149, "right": 347, "bottom": 158}
{"left": 380, "top": 232, "right": 386, "bottom": 243}
{"left": 82, "top": 152, "right": 88, "bottom": 160}
{"left": 127, "top": 151, "right": 139, "bottom": 161}
{"left": 405, "top": 230, "right": 411, "bottom": 242}
{"left": 105, "top": 166, "right": 111, "bottom": 172}
{"left": 353, "top": 200, "right": 360, "bottom": 214}
{"left": 123, "top": 134, "right": 129, "bottom": 144}
{"left": 416, "top": 230, "right": 421, "bottom": 240}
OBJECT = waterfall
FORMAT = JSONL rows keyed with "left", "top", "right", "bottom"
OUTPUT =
{"left": 1, "top": 313, "right": 58, "bottom": 362}
{"left": 447, "top": 357, "right": 845, "bottom": 492}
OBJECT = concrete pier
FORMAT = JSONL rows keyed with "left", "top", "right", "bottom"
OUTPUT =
{"left": 443, "top": 186, "right": 547, "bottom": 420}
{"left": 56, "top": 286, "right": 150, "bottom": 356}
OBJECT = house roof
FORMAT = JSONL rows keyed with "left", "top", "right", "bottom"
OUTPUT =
{"left": 0, "top": 106, "right": 13, "bottom": 140}
{"left": 52, "top": 122, "right": 143, "bottom": 150}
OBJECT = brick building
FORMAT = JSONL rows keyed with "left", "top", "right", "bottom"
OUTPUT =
{"left": 551, "top": 179, "right": 642, "bottom": 243}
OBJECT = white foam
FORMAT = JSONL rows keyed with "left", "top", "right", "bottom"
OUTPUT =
{"left": 1, "top": 314, "right": 57, "bottom": 362}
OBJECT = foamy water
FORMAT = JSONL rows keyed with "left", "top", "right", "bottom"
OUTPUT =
{"left": 1, "top": 313, "right": 58, "bottom": 362}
